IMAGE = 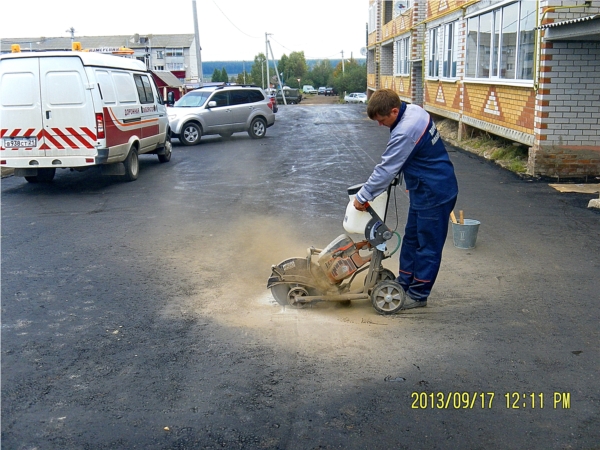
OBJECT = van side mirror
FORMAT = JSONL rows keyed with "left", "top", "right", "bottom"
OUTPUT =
{"left": 207, "top": 100, "right": 217, "bottom": 108}
{"left": 167, "top": 91, "right": 175, "bottom": 106}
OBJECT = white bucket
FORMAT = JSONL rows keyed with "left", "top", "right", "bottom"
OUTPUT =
{"left": 343, "top": 186, "right": 388, "bottom": 235}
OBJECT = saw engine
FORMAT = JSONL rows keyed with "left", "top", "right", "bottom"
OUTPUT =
{"left": 317, "top": 234, "right": 371, "bottom": 284}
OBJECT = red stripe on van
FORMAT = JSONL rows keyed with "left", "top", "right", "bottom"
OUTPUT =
{"left": 66, "top": 128, "right": 95, "bottom": 149}
{"left": 9, "top": 129, "right": 21, "bottom": 137}
{"left": 51, "top": 128, "right": 79, "bottom": 149}
{"left": 104, "top": 107, "right": 139, "bottom": 147}
{"left": 80, "top": 127, "right": 97, "bottom": 140}
{"left": 42, "top": 130, "right": 65, "bottom": 149}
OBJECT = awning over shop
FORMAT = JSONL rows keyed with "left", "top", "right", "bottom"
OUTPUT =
{"left": 537, "top": 14, "right": 600, "bottom": 41}
{"left": 151, "top": 70, "right": 183, "bottom": 87}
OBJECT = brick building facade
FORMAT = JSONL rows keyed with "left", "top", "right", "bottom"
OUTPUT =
{"left": 367, "top": 0, "right": 600, "bottom": 179}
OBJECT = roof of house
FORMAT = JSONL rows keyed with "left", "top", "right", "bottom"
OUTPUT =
{"left": 1, "top": 34, "right": 195, "bottom": 53}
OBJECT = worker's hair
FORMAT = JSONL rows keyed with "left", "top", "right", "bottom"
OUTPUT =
{"left": 366, "top": 88, "right": 402, "bottom": 119}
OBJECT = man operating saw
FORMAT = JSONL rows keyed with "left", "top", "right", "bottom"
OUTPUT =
{"left": 354, "top": 89, "right": 458, "bottom": 310}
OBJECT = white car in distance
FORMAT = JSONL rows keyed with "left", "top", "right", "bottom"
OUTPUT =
{"left": 344, "top": 93, "right": 368, "bottom": 104}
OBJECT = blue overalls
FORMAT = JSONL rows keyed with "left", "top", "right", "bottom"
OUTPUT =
{"left": 357, "top": 102, "right": 458, "bottom": 302}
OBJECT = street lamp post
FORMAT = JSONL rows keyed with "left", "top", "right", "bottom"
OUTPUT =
{"left": 297, "top": 78, "right": 301, "bottom": 89}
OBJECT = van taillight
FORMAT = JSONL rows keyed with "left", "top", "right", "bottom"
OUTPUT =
{"left": 96, "top": 113, "right": 105, "bottom": 139}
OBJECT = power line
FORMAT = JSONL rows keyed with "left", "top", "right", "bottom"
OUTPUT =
{"left": 211, "top": 0, "right": 261, "bottom": 39}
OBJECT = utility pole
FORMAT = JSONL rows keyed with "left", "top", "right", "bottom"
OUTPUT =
{"left": 265, "top": 33, "right": 271, "bottom": 92}
{"left": 267, "top": 39, "right": 286, "bottom": 105}
{"left": 66, "top": 27, "right": 76, "bottom": 46}
{"left": 341, "top": 50, "right": 345, "bottom": 76}
{"left": 192, "top": 0, "right": 203, "bottom": 86}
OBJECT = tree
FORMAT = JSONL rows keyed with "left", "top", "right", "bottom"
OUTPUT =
{"left": 331, "top": 60, "right": 367, "bottom": 95}
{"left": 211, "top": 68, "right": 221, "bottom": 82}
{"left": 308, "top": 59, "right": 334, "bottom": 88}
{"left": 250, "top": 53, "right": 267, "bottom": 88}
{"left": 220, "top": 67, "right": 228, "bottom": 83}
{"left": 287, "top": 51, "right": 308, "bottom": 87}
{"left": 277, "top": 54, "right": 289, "bottom": 85}
{"left": 235, "top": 71, "right": 251, "bottom": 85}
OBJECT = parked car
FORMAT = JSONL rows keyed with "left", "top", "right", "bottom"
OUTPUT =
{"left": 168, "top": 85, "right": 275, "bottom": 145}
{"left": 317, "top": 87, "right": 326, "bottom": 95}
{"left": 303, "top": 85, "right": 317, "bottom": 94}
{"left": 325, "top": 87, "right": 336, "bottom": 96}
{"left": 276, "top": 88, "right": 302, "bottom": 105}
{"left": 344, "top": 92, "right": 368, "bottom": 104}
{"left": 265, "top": 92, "right": 278, "bottom": 113}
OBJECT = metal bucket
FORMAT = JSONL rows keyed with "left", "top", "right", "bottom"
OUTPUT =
{"left": 451, "top": 219, "right": 480, "bottom": 249}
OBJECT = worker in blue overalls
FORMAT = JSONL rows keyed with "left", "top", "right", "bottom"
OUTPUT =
{"left": 354, "top": 88, "right": 458, "bottom": 310}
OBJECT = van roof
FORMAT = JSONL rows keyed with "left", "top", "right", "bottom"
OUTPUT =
{"left": 0, "top": 51, "right": 147, "bottom": 72}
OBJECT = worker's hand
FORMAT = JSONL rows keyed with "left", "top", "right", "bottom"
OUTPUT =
{"left": 353, "top": 198, "right": 368, "bottom": 211}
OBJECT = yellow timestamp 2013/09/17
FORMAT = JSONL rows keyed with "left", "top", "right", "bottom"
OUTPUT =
{"left": 410, "top": 392, "right": 572, "bottom": 409}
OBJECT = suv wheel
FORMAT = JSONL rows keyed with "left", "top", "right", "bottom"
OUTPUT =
{"left": 181, "top": 123, "right": 201, "bottom": 146}
{"left": 248, "top": 117, "right": 267, "bottom": 139}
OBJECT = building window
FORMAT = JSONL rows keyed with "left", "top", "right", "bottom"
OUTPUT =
{"left": 442, "top": 21, "right": 458, "bottom": 78}
{"left": 465, "top": 1, "right": 535, "bottom": 80}
{"left": 384, "top": 1, "right": 393, "bottom": 24}
{"left": 428, "top": 27, "right": 440, "bottom": 77}
{"left": 166, "top": 63, "right": 184, "bottom": 71}
{"left": 165, "top": 48, "right": 183, "bottom": 57}
{"left": 154, "top": 65, "right": 165, "bottom": 71}
{"left": 156, "top": 51, "right": 164, "bottom": 59}
{"left": 368, "top": 4, "right": 377, "bottom": 33}
{"left": 395, "top": 36, "right": 410, "bottom": 75}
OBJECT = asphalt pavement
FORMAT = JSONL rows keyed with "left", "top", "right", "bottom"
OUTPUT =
{"left": 1, "top": 103, "right": 599, "bottom": 449}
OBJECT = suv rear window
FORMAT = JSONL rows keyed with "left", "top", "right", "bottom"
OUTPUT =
{"left": 230, "top": 89, "right": 264, "bottom": 105}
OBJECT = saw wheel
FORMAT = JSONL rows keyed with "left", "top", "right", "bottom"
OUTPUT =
{"left": 271, "top": 284, "right": 310, "bottom": 308}
{"left": 371, "top": 280, "right": 405, "bottom": 315}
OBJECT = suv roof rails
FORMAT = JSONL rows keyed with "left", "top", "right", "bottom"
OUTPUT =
{"left": 213, "top": 84, "right": 260, "bottom": 91}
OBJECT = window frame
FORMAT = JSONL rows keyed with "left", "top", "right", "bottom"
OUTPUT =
{"left": 464, "top": 0, "right": 535, "bottom": 84}
{"left": 395, "top": 36, "right": 411, "bottom": 76}
{"left": 134, "top": 74, "right": 154, "bottom": 105}
{"left": 428, "top": 27, "right": 440, "bottom": 78}
{"left": 441, "top": 21, "right": 459, "bottom": 79}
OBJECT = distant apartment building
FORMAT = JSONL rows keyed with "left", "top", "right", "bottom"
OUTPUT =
{"left": 367, "top": 0, "right": 600, "bottom": 179}
{"left": 1, "top": 34, "right": 200, "bottom": 82}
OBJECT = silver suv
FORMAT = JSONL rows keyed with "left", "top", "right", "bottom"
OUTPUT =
{"left": 168, "top": 85, "right": 276, "bottom": 145}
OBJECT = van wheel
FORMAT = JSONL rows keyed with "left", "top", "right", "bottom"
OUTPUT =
{"left": 248, "top": 117, "right": 267, "bottom": 139}
{"left": 181, "top": 123, "right": 201, "bottom": 146}
{"left": 123, "top": 147, "right": 139, "bottom": 181}
{"left": 158, "top": 136, "right": 172, "bottom": 163}
{"left": 25, "top": 168, "right": 56, "bottom": 183}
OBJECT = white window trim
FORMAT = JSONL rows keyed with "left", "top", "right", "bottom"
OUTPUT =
{"left": 441, "top": 21, "right": 459, "bottom": 80}
{"left": 465, "top": 1, "right": 536, "bottom": 81}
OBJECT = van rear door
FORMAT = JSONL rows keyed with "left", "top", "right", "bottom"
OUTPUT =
{"left": 39, "top": 56, "right": 97, "bottom": 159}
{"left": 0, "top": 57, "right": 45, "bottom": 159}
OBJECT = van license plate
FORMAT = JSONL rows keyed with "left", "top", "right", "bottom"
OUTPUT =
{"left": 3, "top": 137, "right": 37, "bottom": 148}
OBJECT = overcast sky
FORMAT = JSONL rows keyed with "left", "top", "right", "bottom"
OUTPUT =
{"left": 1, "top": 0, "right": 369, "bottom": 61}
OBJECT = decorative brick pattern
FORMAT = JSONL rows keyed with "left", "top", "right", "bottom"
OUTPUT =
{"left": 367, "top": 0, "right": 599, "bottom": 178}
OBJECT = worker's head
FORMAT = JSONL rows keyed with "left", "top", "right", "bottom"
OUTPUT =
{"left": 367, "top": 89, "right": 402, "bottom": 128}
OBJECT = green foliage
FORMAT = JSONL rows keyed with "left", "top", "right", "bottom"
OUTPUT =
{"left": 250, "top": 53, "right": 267, "bottom": 88}
{"left": 211, "top": 68, "right": 221, "bottom": 82}
{"left": 220, "top": 67, "right": 228, "bottom": 82}
{"left": 331, "top": 60, "right": 367, "bottom": 95}
{"left": 308, "top": 59, "right": 334, "bottom": 88}
{"left": 235, "top": 71, "right": 252, "bottom": 85}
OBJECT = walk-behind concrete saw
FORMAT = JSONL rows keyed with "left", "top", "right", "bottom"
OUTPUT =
{"left": 267, "top": 178, "right": 406, "bottom": 314}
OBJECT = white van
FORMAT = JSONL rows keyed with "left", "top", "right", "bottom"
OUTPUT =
{"left": 303, "top": 85, "right": 317, "bottom": 94}
{"left": 0, "top": 50, "right": 171, "bottom": 182}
